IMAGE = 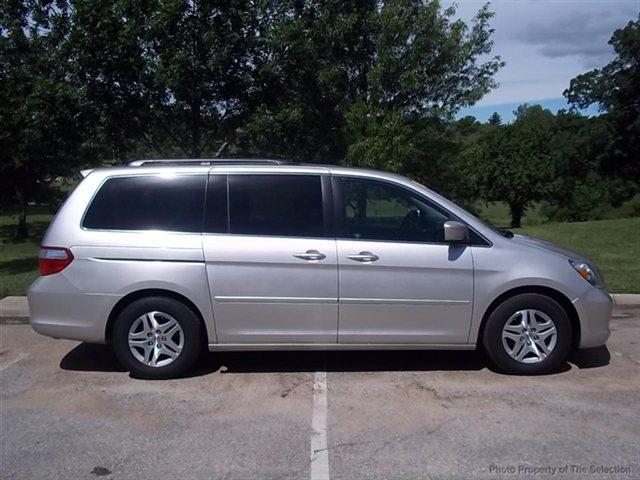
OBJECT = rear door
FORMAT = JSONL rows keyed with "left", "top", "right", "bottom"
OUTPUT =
{"left": 202, "top": 169, "right": 338, "bottom": 343}
{"left": 333, "top": 176, "right": 474, "bottom": 344}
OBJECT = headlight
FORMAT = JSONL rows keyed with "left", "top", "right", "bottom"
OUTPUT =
{"left": 569, "top": 260, "right": 603, "bottom": 288}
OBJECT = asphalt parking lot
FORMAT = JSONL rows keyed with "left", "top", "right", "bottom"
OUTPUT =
{"left": 1, "top": 308, "right": 639, "bottom": 480}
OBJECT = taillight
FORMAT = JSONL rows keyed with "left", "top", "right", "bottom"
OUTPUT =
{"left": 39, "top": 247, "right": 74, "bottom": 276}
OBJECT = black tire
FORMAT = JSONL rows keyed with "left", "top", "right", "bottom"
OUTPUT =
{"left": 112, "top": 296, "right": 204, "bottom": 379}
{"left": 482, "top": 293, "right": 571, "bottom": 375}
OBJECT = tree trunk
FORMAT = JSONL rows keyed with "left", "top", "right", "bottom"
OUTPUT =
{"left": 16, "top": 199, "right": 29, "bottom": 239}
{"left": 189, "top": 136, "right": 201, "bottom": 158}
{"left": 188, "top": 100, "right": 202, "bottom": 158}
{"left": 509, "top": 202, "right": 525, "bottom": 228}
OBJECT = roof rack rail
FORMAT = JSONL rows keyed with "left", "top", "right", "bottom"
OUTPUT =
{"left": 127, "top": 158, "right": 291, "bottom": 167}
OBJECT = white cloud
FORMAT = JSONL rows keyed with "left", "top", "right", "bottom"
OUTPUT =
{"left": 450, "top": 0, "right": 638, "bottom": 106}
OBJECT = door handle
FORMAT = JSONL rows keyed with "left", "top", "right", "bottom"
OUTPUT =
{"left": 347, "top": 251, "right": 379, "bottom": 262}
{"left": 293, "top": 250, "right": 327, "bottom": 261}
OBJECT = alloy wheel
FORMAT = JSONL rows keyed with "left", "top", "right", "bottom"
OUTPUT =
{"left": 501, "top": 309, "right": 557, "bottom": 363}
{"left": 128, "top": 311, "right": 184, "bottom": 367}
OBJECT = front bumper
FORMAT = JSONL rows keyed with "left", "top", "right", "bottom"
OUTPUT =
{"left": 572, "top": 287, "right": 613, "bottom": 348}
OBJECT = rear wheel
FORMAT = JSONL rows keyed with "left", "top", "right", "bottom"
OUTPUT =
{"left": 482, "top": 293, "right": 571, "bottom": 375}
{"left": 113, "top": 296, "right": 203, "bottom": 379}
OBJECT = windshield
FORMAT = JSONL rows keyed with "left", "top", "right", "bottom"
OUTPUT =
{"left": 408, "top": 179, "right": 515, "bottom": 238}
{"left": 410, "top": 180, "right": 514, "bottom": 238}
{"left": 463, "top": 209, "right": 515, "bottom": 238}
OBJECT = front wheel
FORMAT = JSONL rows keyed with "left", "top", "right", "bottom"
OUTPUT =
{"left": 482, "top": 293, "right": 572, "bottom": 375}
{"left": 112, "top": 296, "right": 203, "bottom": 379}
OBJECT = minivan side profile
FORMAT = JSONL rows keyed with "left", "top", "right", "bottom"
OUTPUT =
{"left": 28, "top": 159, "right": 612, "bottom": 378}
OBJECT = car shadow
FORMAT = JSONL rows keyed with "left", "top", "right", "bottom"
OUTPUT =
{"left": 568, "top": 345, "right": 611, "bottom": 369}
{"left": 59, "top": 343, "right": 611, "bottom": 378}
{"left": 59, "top": 343, "right": 127, "bottom": 373}
{"left": 0, "top": 256, "right": 39, "bottom": 275}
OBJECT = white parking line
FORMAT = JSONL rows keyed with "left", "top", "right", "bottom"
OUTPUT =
{"left": 0, "top": 352, "right": 29, "bottom": 371}
{"left": 310, "top": 370, "right": 329, "bottom": 480}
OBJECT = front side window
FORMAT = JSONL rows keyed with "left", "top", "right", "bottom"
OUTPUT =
{"left": 338, "top": 177, "right": 451, "bottom": 242}
{"left": 83, "top": 175, "right": 206, "bottom": 232}
{"left": 228, "top": 174, "right": 325, "bottom": 237}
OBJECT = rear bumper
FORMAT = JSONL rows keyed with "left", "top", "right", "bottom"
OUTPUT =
{"left": 27, "top": 275, "right": 119, "bottom": 344}
{"left": 573, "top": 287, "right": 613, "bottom": 349}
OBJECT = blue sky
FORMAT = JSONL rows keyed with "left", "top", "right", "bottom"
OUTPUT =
{"left": 451, "top": 0, "right": 638, "bottom": 122}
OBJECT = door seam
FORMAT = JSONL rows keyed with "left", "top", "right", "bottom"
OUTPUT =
{"left": 335, "top": 238, "right": 340, "bottom": 343}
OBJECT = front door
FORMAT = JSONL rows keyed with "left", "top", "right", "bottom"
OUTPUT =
{"left": 202, "top": 171, "right": 338, "bottom": 343}
{"left": 333, "top": 176, "right": 474, "bottom": 344}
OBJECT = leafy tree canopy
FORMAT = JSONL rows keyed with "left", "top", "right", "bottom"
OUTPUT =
{"left": 565, "top": 16, "right": 640, "bottom": 184}
{"left": 242, "top": 0, "right": 503, "bottom": 169}
{"left": 464, "top": 105, "right": 567, "bottom": 227}
{"left": 488, "top": 111, "right": 502, "bottom": 125}
{"left": 0, "top": 0, "right": 91, "bottom": 237}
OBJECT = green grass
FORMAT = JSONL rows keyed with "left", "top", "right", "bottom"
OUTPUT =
{"left": 1, "top": 211, "right": 638, "bottom": 297}
{"left": 515, "top": 217, "right": 640, "bottom": 293}
{"left": 477, "top": 202, "right": 546, "bottom": 228}
{"left": 0, "top": 211, "right": 52, "bottom": 298}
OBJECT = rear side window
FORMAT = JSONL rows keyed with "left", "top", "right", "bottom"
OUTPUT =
{"left": 83, "top": 175, "right": 206, "bottom": 232}
{"left": 228, "top": 174, "right": 325, "bottom": 237}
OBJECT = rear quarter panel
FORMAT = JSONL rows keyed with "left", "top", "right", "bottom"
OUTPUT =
{"left": 31, "top": 170, "right": 216, "bottom": 344}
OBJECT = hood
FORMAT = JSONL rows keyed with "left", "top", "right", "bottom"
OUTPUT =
{"left": 511, "top": 234, "right": 589, "bottom": 263}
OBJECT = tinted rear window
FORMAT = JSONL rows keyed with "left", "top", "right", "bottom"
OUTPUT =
{"left": 228, "top": 174, "right": 325, "bottom": 237}
{"left": 83, "top": 175, "right": 206, "bottom": 232}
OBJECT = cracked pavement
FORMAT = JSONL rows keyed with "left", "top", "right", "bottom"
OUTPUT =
{"left": 1, "top": 308, "right": 639, "bottom": 479}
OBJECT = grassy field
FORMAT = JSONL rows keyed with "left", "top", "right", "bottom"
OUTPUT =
{"left": 1, "top": 211, "right": 638, "bottom": 297}
{"left": 476, "top": 202, "right": 640, "bottom": 292}
{"left": 514, "top": 217, "right": 640, "bottom": 293}
{"left": 0, "top": 211, "right": 51, "bottom": 298}
{"left": 476, "top": 202, "right": 547, "bottom": 228}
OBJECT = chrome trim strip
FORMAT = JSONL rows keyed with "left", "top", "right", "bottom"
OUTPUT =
{"left": 213, "top": 296, "right": 337, "bottom": 304}
{"left": 91, "top": 257, "right": 204, "bottom": 264}
{"left": 209, "top": 343, "right": 475, "bottom": 352}
{"left": 212, "top": 296, "right": 468, "bottom": 305}
{"left": 340, "top": 298, "right": 470, "bottom": 305}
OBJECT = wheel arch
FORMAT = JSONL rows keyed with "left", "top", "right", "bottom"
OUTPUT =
{"left": 105, "top": 288, "right": 208, "bottom": 344}
{"left": 477, "top": 286, "right": 581, "bottom": 348}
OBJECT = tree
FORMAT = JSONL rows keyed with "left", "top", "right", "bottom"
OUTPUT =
{"left": 0, "top": 1, "right": 90, "bottom": 238}
{"left": 239, "top": 1, "right": 377, "bottom": 162}
{"left": 488, "top": 111, "right": 502, "bottom": 125}
{"left": 464, "top": 105, "right": 565, "bottom": 227}
{"left": 63, "top": 0, "right": 156, "bottom": 161}
{"left": 1, "top": 0, "right": 504, "bottom": 238}
{"left": 564, "top": 16, "right": 640, "bottom": 187}
{"left": 64, "top": 0, "right": 265, "bottom": 160}
{"left": 241, "top": 0, "right": 503, "bottom": 173}
{"left": 145, "top": 1, "right": 263, "bottom": 157}
{"left": 542, "top": 112, "right": 619, "bottom": 222}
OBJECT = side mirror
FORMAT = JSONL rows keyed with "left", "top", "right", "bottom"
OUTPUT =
{"left": 444, "top": 220, "right": 469, "bottom": 243}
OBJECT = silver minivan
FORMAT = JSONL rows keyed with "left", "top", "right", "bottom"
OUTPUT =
{"left": 28, "top": 159, "right": 612, "bottom": 378}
